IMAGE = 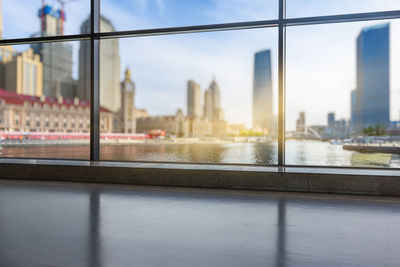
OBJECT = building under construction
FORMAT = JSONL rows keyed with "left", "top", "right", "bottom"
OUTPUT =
{"left": 31, "top": 1, "right": 77, "bottom": 98}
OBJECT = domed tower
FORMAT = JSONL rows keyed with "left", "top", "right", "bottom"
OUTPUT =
{"left": 120, "top": 67, "right": 136, "bottom": 133}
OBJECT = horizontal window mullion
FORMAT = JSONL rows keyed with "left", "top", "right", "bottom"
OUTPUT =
{"left": 0, "top": 34, "right": 91, "bottom": 46}
{"left": 94, "top": 20, "right": 279, "bottom": 39}
{"left": 285, "top": 10, "right": 400, "bottom": 26}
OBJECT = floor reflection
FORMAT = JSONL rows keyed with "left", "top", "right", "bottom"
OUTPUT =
{"left": 276, "top": 198, "right": 286, "bottom": 267}
{"left": 0, "top": 180, "right": 400, "bottom": 267}
{"left": 89, "top": 190, "right": 101, "bottom": 267}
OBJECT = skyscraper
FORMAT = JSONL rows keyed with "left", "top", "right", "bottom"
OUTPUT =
{"left": 31, "top": 4, "right": 76, "bottom": 98}
{"left": 204, "top": 78, "right": 223, "bottom": 121}
{"left": 328, "top": 112, "right": 335, "bottom": 129}
{"left": 78, "top": 16, "right": 121, "bottom": 113}
{"left": 253, "top": 50, "right": 273, "bottom": 133}
{"left": 354, "top": 23, "right": 390, "bottom": 133}
{"left": 296, "top": 111, "right": 305, "bottom": 133}
{"left": 204, "top": 88, "right": 213, "bottom": 120}
{"left": 187, "top": 80, "right": 202, "bottom": 118}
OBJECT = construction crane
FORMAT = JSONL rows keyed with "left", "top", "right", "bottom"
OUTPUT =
{"left": 56, "top": 0, "right": 81, "bottom": 35}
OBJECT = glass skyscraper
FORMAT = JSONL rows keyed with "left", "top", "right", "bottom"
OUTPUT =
{"left": 354, "top": 23, "right": 390, "bottom": 133}
{"left": 253, "top": 49, "right": 273, "bottom": 133}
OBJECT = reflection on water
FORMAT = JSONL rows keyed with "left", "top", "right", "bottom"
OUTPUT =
{"left": 285, "top": 140, "right": 400, "bottom": 168}
{"left": 100, "top": 142, "right": 278, "bottom": 165}
{"left": 1, "top": 140, "right": 400, "bottom": 167}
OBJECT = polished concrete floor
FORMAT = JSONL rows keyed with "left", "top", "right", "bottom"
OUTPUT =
{"left": 0, "top": 180, "right": 400, "bottom": 267}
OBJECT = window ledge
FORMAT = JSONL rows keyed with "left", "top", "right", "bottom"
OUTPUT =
{"left": 0, "top": 158, "right": 399, "bottom": 197}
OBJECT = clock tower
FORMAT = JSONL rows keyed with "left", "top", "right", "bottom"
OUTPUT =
{"left": 120, "top": 67, "right": 136, "bottom": 133}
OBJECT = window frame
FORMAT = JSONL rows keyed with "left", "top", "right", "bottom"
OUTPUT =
{"left": 0, "top": 0, "right": 398, "bottom": 168}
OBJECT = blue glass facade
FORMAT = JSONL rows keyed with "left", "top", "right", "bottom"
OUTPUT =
{"left": 253, "top": 50, "right": 273, "bottom": 132}
{"left": 354, "top": 23, "right": 390, "bottom": 133}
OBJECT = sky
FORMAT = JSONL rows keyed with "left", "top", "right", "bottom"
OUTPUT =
{"left": 1, "top": 0, "right": 400, "bottom": 131}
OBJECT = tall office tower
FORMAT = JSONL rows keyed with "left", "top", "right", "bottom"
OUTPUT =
{"left": 187, "top": 80, "right": 202, "bottom": 118}
{"left": 78, "top": 16, "right": 121, "bottom": 113}
{"left": 354, "top": 23, "right": 390, "bottom": 133}
{"left": 31, "top": 4, "right": 76, "bottom": 98}
{"left": 204, "top": 78, "right": 224, "bottom": 121}
{"left": 328, "top": 112, "right": 335, "bottom": 128}
{"left": 209, "top": 79, "right": 223, "bottom": 121}
{"left": 296, "top": 111, "right": 306, "bottom": 133}
{"left": 253, "top": 50, "right": 273, "bottom": 132}
{"left": 204, "top": 88, "right": 213, "bottom": 120}
{"left": 120, "top": 67, "right": 136, "bottom": 133}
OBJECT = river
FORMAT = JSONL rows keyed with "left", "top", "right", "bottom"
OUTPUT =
{"left": 1, "top": 140, "right": 400, "bottom": 168}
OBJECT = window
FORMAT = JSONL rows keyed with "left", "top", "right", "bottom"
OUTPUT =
{"left": 1, "top": 1, "right": 399, "bottom": 168}
{"left": 286, "top": 19, "right": 400, "bottom": 168}
{"left": 100, "top": 29, "right": 278, "bottom": 164}
{"left": 1, "top": 0, "right": 90, "bottom": 39}
{"left": 0, "top": 40, "right": 90, "bottom": 159}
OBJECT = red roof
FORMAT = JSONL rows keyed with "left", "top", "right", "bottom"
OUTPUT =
{"left": 0, "top": 88, "right": 112, "bottom": 113}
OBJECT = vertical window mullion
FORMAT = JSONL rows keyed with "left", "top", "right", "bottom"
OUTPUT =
{"left": 278, "top": 0, "right": 286, "bottom": 166}
{"left": 90, "top": 0, "right": 100, "bottom": 161}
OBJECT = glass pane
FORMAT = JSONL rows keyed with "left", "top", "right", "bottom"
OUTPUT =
{"left": 100, "top": 0, "right": 278, "bottom": 32}
{"left": 287, "top": 0, "right": 400, "bottom": 18}
{"left": 1, "top": 0, "right": 90, "bottom": 39}
{"left": 285, "top": 19, "right": 400, "bottom": 168}
{"left": 0, "top": 40, "right": 90, "bottom": 159}
{"left": 100, "top": 28, "right": 278, "bottom": 164}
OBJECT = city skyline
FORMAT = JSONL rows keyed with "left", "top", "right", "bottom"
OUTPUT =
{"left": 1, "top": 1, "right": 399, "bottom": 130}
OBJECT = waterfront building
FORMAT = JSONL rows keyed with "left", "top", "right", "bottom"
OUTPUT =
{"left": 253, "top": 49, "right": 273, "bottom": 133}
{"left": 296, "top": 111, "right": 306, "bottom": 133}
{"left": 0, "top": 48, "right": 43, "bottom": 97}
{"left": 325, "top": 111, "right": 350, "bottom": 138}
{"left": 136, "top": 109, "right": 189, "bottom": 137}
{"left": 187, "top": 80, "right": 202, "bottom": 118}
{"left": 79, "top": 16, "right": 121, "bottom": 113}
{"left": 134, "top": 108, "right": 150, "bottom": 119}
{"left": 189, "top": 118, "right": 213, "bottom": 137}
{"left": 120, "top": 68, "right": 136, "bottom": 133}
{"left": 212, "top": 120, "right": 228, "bottom": 137}
{"left": 0, "top": 88, "right": 115, "bottom": 133}
{"left": 327, "top": 113, "right": 335, "bottom": 129}
{"left": 354, "top": 23, "right": 390, "bottom": 133}
{"left": 136, "top": 108, "right": 227, "bottom": 138}
{"left": 31, "top": 4, "right": 76, "bottom": 98}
